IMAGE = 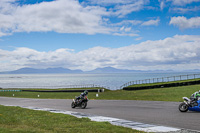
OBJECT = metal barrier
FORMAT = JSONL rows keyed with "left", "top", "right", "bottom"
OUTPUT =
{"left": 0, "top": 90, "right": 21, "bottom": 92}
{"left": 120, "top": 73, "right": 200, "bottom": 89}
{"left": 1, "top": 84, "right": 107, "bottom": 89}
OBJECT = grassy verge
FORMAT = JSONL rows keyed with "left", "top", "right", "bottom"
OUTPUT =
{"left": 127, "top": 78, "right": 200, "bottom": 87}
{"left": 0, "top": 84, "right": 200, "bottom": 102}
{"left": 0, "top": 105, "right": 144, "bottom": 133}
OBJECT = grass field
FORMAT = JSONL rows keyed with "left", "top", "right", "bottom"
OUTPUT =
{"left": 126, "top": 78, "right": 200, "bottom": 87}
{"left": 0, "top": 84, "right": 200, "bottom": 102}
{"left": 0, "top": 105, "right": 144, "bottom": 133}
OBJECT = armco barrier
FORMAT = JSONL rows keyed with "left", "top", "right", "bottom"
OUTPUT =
{"left": 123, "top": 80, "right": 200, "bottom": 91}
{"left": 22, "top": 89, "right": 104, "bottom": 93}
{"left": 0, "top": 90, "right": 21, "bottom": 92}
{"left": 121, "top": 74, "right": 200, "bottom": 89}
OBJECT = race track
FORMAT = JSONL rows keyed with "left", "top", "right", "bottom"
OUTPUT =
{"left": 0, "top": 97, "right": 200, "bottom": 132}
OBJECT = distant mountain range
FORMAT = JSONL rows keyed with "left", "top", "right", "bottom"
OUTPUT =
{"left": 0, "top": 67, "right": 82, "bottom": 74}
{"left": 87, "top": 67, "right": 143, "bottom": 73}
{"left": 0, "top": 67, "right": 199, "bottom": 74}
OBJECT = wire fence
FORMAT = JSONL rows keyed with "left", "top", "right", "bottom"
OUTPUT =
{"left": 120, "top": 73, "right": 200, "bottom": 89}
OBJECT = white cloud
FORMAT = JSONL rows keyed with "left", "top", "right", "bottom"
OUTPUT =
{"left": 1, "top": 35, "right": 200, "bottom": 71}
{"left": 170, "top": 16, "right": 200, "bottom": 29}
{"left": 0, "top": 0, "right": 111, "bottom": 37}
{"left": 113, "top": 32, "right": 138, "bottom": 37}
{"left": 113, "top": 0, "right": 148, "bottom": 17}
{"left": 141, "top": 18, "right": 160, "bottom": 26}
{"left": 135, "top": 37, "right": 143, "bottom": 41}
{"left": 113, "top": 25, "right": 138, "bottom": 37}
{"left": 170, "top": 6, "right": 200, "bottom": 13}
{"left": 84, "top": 0, "right": 149, "bottom": 17}
{"left": 85, "top": 0, "right": 135, "bottom": 5}
{"left": 110, "top": 18, "right": 160, "bottom": 37}
{"left": 0, "top": 0, "right": 152, "bottom": 38}
{"left": 164, "top": 0, "right": 200, "bottom": 14}
{"left": 159, "top": 0, "right": 165, "bottom": 11}
{"left": 168, "top": 0, "right": 200, "bottom": 6}
{"left": 112, "top": 20, "right": 142, "bottom": 26}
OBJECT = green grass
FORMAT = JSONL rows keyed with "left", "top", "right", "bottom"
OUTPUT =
{"left": 0, "top": 105, "right": 144, "bottom": 133}
{"left": 127, "top": 78, "right": 200, "bottom": 87}
{"left": 0, "top": 84, "right": 200, "bottom": 102}
{"left": 93, "top": 84, "right": 200, "bottom": 102}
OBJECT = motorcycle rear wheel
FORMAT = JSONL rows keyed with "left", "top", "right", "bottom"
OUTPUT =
{"left": 81, "top": 102, "right": 87, "bottom": 109}
{"left": 179, "top": 102, "right": 188, "bottom": 112}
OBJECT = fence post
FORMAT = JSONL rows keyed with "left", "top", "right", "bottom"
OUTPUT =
{"left": 120, "top": 73, "right": 200, "bottom": 90}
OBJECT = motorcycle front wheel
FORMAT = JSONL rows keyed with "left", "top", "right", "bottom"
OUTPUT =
{"left": 81, "top": 102, "right": 87, "bottom": 109}
{"left": 179, "top": 102, "right": 188, "bottom": 112}
{"left": 71, "top": 102, "right": 76, "bottom": 108}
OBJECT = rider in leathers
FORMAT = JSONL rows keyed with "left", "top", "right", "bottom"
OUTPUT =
{"left": 190, "top": 90, "right": 200, "bottom": 106}
{"left": 76, "top": 90, "right": 88, "bottom": 103}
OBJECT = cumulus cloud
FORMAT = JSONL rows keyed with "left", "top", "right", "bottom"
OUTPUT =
{"left": 0, "top": 0, "right": 153, "bottom": 38}
{"left": 170, "top": 16, "right": 200, "bottom": 29}
{"left": 1, "top": 35, "right": 200, "bottom": 71}
{"left": 0, "top": 0, "right": 111, "bottom": 37}
{"left": 141, "top": 18, "right": 160, "bottom": 26}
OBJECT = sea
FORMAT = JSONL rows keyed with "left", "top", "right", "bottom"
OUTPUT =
{"left": 0, "top": 72, "right": 200, "bottom": 90}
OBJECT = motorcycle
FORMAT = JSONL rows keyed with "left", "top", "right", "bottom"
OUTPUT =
{"left": 179, "top": 97, "right": 200, "bottom": 112}
{"left": 71, "top": 95, "right": 88, "bottom": 109}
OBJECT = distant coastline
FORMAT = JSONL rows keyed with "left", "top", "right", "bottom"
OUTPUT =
{"left": 0, "top": 67, "right": 200, "bottom": 74}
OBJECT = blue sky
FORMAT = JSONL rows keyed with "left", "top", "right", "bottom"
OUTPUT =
{"left": 0, "top": 0, "right": 200, "bottom": 71}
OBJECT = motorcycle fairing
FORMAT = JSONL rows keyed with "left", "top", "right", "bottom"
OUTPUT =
{"left": 188, "top": 100, "right": 200, "bottom": 112}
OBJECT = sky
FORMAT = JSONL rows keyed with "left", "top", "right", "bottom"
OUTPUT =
{"left": 0, "top": 0, "right": 200, "bottom": 72}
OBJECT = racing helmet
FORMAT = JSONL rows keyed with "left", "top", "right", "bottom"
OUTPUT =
{"left": 84, "top": 90, "right": 88, "bottom": 95}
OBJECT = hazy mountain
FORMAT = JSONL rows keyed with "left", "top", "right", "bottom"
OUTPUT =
{"left": 0, "top": 67, "right": 83, "bottom": 74}
{"left": 87, "top": 67, "right": 143, "bottom": 73}
{"left": 1, "top": 66, "right": 194, "bottom": 74}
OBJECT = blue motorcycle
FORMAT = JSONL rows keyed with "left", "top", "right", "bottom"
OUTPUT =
{"left": 179, "top": 97, "right": 200, "bottom": 112}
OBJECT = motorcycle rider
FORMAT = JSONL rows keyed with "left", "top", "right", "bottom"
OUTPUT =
{"left": 190, "top": 90, "right": 200, "bottom": 106}
{"left": 76, "top": 90, "right": 88, "bottom": 103}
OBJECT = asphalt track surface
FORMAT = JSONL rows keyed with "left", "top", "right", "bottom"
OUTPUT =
{"left": 0, "top": 97, "right": 200, "bottom": 132}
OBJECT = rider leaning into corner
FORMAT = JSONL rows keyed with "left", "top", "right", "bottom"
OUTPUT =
{"left": 190, "top": 90, "right": 200, "bottom": 106}
{"left": 76, "top": 90, "right": 88, "bottom": 103}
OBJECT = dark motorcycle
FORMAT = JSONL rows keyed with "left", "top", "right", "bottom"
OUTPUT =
{"left": 71, "top": 95, "right": 88, "bottom": 109}
{"left": 179, "top": 97, "right": 200, "bottom": 112}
